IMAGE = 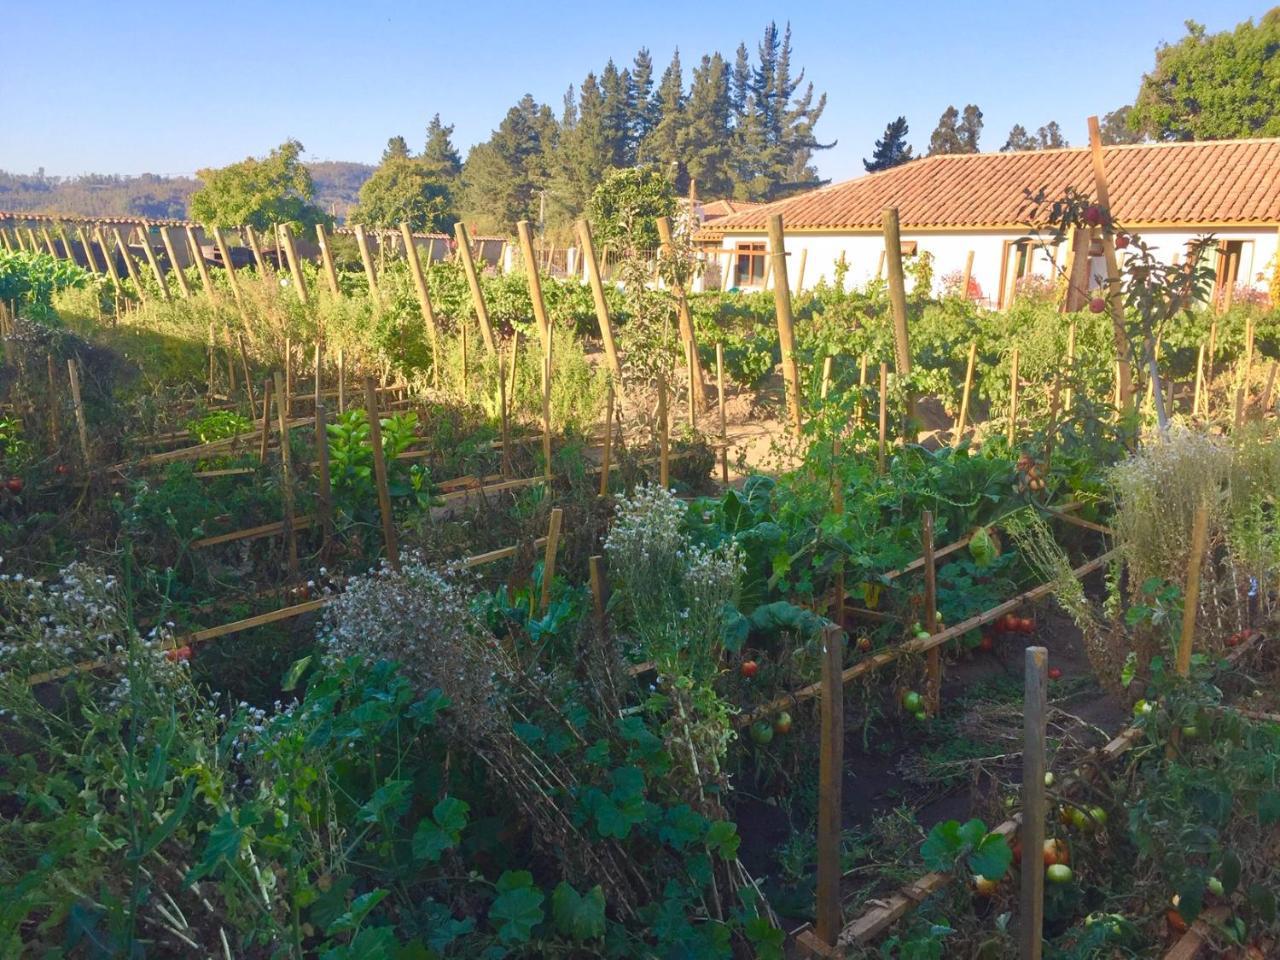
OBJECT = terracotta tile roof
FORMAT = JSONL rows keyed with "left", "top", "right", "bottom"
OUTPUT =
{"left": 699, "top": 199, "right": 766, "bottom": 219}
{"left": 698, "top": 139, "right": 1280, "bottom": 234}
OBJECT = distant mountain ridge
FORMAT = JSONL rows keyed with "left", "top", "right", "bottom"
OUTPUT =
{"left": 0, "top": 161, "right": 375, "bottom": 222}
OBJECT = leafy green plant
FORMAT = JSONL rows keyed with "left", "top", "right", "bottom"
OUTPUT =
{"left": 186, "top": 409, "right": 253, "bottom": 443}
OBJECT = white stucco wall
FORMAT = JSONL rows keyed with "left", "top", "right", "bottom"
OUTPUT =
{"left": 703, "top": 225, "right": 1279, "bottom": 306}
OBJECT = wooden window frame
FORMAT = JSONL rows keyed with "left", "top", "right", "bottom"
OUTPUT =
{"left": 733, "top": 241, "right": 767, "bottom": 288}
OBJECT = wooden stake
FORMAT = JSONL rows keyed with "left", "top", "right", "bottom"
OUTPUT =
{"left": 278, "top": 224, "right": 309, "bottom": 306}
{"left": 795, "top": 246, "right": 807, "bottom": 293}
{"left": 1008, "top": 347, "right": 1020, "bottom": 448}
{"left": 1063, "top": 322, "right": 1077, "bottom": 410}
{"left": 1087, "top": 116, "right": 1134, "bottom": 416}
{"left": 588, "top": 555, "right": 608, "bottom": 634}
{"left": 1260, "top": 361, "right": 1278, "bottom": 418}
{"left": 313, "top": 342, "right": 323, "bottom": 412}
{"left": 94, "top": 227, "right": 122, "bottom": 286}
{"left": 517, "top": 220, "right": 551, "bottom": 355}
{"left": 882, "top": 208, "right": 915, "bottom": 430}
{"left": 820, "top": 355, "right": 833, "bottom": 401}
{"left": 237, "top": 334, "right": 255, "bottom": 410}
{"left": 954, "top": 340, "right": 977, "bottom": 445}
{"left": 211, "top": 227, "right": 243, "bottom": 306}
{"left": 244, "top": 225, "right": 272, "bottom": 275}
{"left": 314, "top": 400, "right": 334, "bottom": 552}
{"left": 878, "top": 363, "right": 888, "bottom": 475}
{"left": 498, "top": 346, "right": 511, "bottom": 479}
{"left": 67, "top": 359, "right": 90, "bottom": 468}
{"left": 258, "top": 378, "right": 273, "bottom": 463}
{"left": 75, "top": 226, "right": 99, "bottom": 273}
{"left": 923, "top": 510, "right": 941, "bottom": 715}
{"left": 815, "top": 623, "right": 845, "bottom": 948}
{"left": 352, "top": 223, "right": 380, "bottom": 304}
{"left": 363, "top": 376, "right": 399, "bottom": 571}
{"left": 400, "top": 222, "right": 441, "bottom": 385}
{"left": 1020, "top": 646, "right": 1049, "bottom": 960}
{"left": 284, "top": 337, "right": 293, "bottom": 418}
{"left": 336, "top": 348, "right": 346, "bottom": 413}
{"left": 766, "top": 214, "right": 803, "bottom": 437}
{"left": 315, "top": 224, "right": 342, "bottom": 297}
{"left": 857, "top": 355, "right": 868, "bottom": 426}
{"left": 657, "top": 215, "right": 707, "bottom": 411}
{"left": 576, "top": 219, "right": 625, "bottom": 386}
{"left": 46, "top": 354, "right": 60, "bottom": 449}
{"left": 270, "top": 371, "right": 300, "bottom": 577}
{"left": 182, "top": 226, "right": 213, "bottom": 296}
{"left": 40, "top": 227, "right": 58, "bottom": 258}
{"left": 112, "top": 227, "right": 146, "bottom": 300}
{"left": 960, "top": 250, "right": 974, "bottom": 299}
{"left": 686, "top": 339, "right": 697, "bottom": 429}
{"left": 539, "top": 507, "right": 564, "bottom": 615}
{"left": 717, "top": 343, "right": 728, "bottom": 484}
{"left": 1192, "top": 342, "right": 1206, "bottom": 416}
{"left": 658, "top": 370, "right": 670, "bottom": 488}
{"left": 599, "top": 382, "right": 614, "bottom": 497}
{"left": 454, "top": 222, "right": 496, "bottom": 356}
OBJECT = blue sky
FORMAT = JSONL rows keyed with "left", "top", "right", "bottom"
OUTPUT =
{"left": 1, "top": 1, "right": 1268, "bottom": 183}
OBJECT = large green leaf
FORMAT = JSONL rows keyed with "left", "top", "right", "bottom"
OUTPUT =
{"left": 490, "top": 871, "right": 545, "bottom": 943}
{"left": 551, "top": 882, "right": 605, "bottom": 941}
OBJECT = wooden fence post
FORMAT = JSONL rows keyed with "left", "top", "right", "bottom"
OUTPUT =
{"left": 112, "top": 227, "right": 146, "bottom": 301}
{"left": 244, "top": 225, "right": 272, "bottom": 275}
{"left": 1087, "top": 116, "right": 1134, "bottom": 416}
{"left": 315, "top": 224, "right": 342, "bottom": 297}
{"left": 954, "top": 340, "right": 977, "bottom": 445}
{"left": 278, "top": 224, "right": 310, "bottom": 306}
{"left": 353, "top": 223, "right": 381, "bottom": 304}
{"left": 454, "top": 222, "right": 497, "bottom": 357}
{"left": 656, "top": 215, "right": 708, "bottom": 411}
{"left": 364, "top": 376, "right": 400, "bottom": 571}
{"left": 67, "top": 359, "right": 90, "bottom": 468}
{"left": 815, "top": 623, "right": 845, "bottom": 948}
{"left": 273, "top": 371, "right": 300, "bottom": 578}
{"left": 540, "top": 507, "right": 564, "bottom": 615}
{"left": 1020, "top": 646, "right": 1049, "bottom": 960}
{"left": 400, "top": 222, "right": 441, "bottom": 386}
{"left": 1008, "top": 347, "right": 1020, "bottom": 448}
{"left": 212, "top": 227, "right": 243, "bottom": 306}
{"left": 878, "top": 362, "right": 888, "bottom": 475}
{"left": 575, "top": 218, "right": 625, "bottom": 385}
{"left": 599, "top": 382, "right": 614, "bottom": 497}
{"left": 766, "top": 214, "right": 803, "bottom": 438}
{"left": 517, "top": 220, "right": 551, "bottom": 355}
{"left": 716, "top": 343, "right": 728, "bottom": 484}
{"left": 923, "top": 510, "right": 941, "bottom": 715}
{"left": 658, "top": 370, "right": 670, "bottom": 488}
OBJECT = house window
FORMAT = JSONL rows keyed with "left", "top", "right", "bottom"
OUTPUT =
{"left": 734, "top": 242, "right": 767, "bottom": 287}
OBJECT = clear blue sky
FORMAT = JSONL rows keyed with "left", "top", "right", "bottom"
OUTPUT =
{"left": 2, "top": 1, "right": 1269, "bottom": 183}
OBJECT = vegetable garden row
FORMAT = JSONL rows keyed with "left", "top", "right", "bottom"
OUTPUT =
{"left": 1, "top": 173, "right": 1279, "bottom": 959}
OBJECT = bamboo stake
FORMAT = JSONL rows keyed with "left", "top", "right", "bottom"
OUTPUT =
{"left": 258, "top": 378, "right": 273, "bottom": 462}
{"left": 517, "top": 220, "right": 551, "bottom": 355}
{"left": 315, "top": 224, "right": 342, "bottom": 297}
{"left": 599, "top": 382, "right": 614, "bottom": 497}
{"left": 278, "top": 224, "right": 309, "bottom": 306}
{"left": 576, "top": 218, "right": 625, "bottom": 384}
{"left": 657, "top": 215, "right": 707, "bottom": 411}
{"left": 352, "top": 223, "right": 380, "bottom": 304}
{"left": 237, "top": 334, "right": 255, "bottom": 410}
{"left": 923, "top": 511, "right": 941, "bottom": 716}
{"left": 960, "top": 249, "right": 974, "bottom": 299}
{"left": 364, "top": 377, "right": 400, "bottom": 571}
{"left": 541, "top": 335, "right": 553, "bottom": 481}
{"left": 46, "top": 354, "right": 60, "bottom": 449}
{"left": 454, "top": 222, "right": 497, "bottom": 356}
{"left": 815, "top": 623, "right": 845, "bottom": 948}
{"left": 658, "top": 370, "right": 670, "bottom": 488}
{"left": 766, "top": 215, "right": 803, "bottom": 437}
{"left": 400, "top": 222, "right": 441, "bottom": 386}
{"left": 1063, "top": 322, "right": 1077, "bottom": 410}
{"left": 1192, "top": 343, "right": 1206, "bottom": 416}
{"left": 314, "top": 400, "right": 333, "bottom": 552}
{"left": 877, "top": 363, "right": 888, "bottom": 475}
{"left": 539, "top": 507, "right": 564, "bottom": 615}
{"left": 716, "top": 343, "right": 728, "bottom": 484}
{"left": 1020, "top": 646, "right": 1049, "bottom": 960}
{"left": 337, "top": 349, "right": 346, "bottom": 413}
{"left": 112, "top": 227, "right": 146, "bottom": 301}
{"left": 1087, "top": 116, "right": 1134, "bottom": 416}
{"left": 67, "top": 359, "right": 90, "bottom": 468}
{"left": 273, "top": 371, "right": 300, "bottom": 577}
{"left": 954, "top": 340, "right": 977, "bottom": 445}
{"left": 1008, "top": 347, "right": 1020, "bottom": 448}
{"left": 882, "top": 208, "right": 913, "bottom": 428}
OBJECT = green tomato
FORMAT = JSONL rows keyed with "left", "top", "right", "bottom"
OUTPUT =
{"left": 912, "top": 709, "right": 928, "bottom": 722}
{"left": 1133, "top": 699, "right": 1154, "bottom": 717}
{"left": 1046, "top": 864, "right": 1074, "bottom": 885}
{"left": 1181, "top": 724, "right": 1199, "bottom": 739}
{"left": 1043, "top": 772, "right": 1055, "bottom": 787}
{"left": 1088, "top": 806, "right": 1108, "bottom": 827}
{"left": 1207, "top": 877, "right": 1224, "bottom": 897}
{"left": 902, "top": 691, "right": 924, "bottom": 713}
{"left": 750, "top": 721, "right": 775, "bottom": 746}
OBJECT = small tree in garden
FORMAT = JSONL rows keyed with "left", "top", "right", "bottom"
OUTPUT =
{"left": 350, "top": 156, "right": 457, "bottom": 233}
{"left": 585, "top": 166, "right": 676, "bottom": 258}
{"left": 190, "top": 139, "right": 330, "bottom": 231}
{"left": 1023, "top": 186, "right": 1217, "bottom": 433}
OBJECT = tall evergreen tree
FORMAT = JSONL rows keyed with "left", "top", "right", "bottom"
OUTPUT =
{"left": 422, "top": 115, "right": 462, "bottom": 179}
{"left": 600, "top": 60, "right": 635, "bottom": 167}
{"left": 679, "top": 53, "right": 734, "bottom": 197}
{"left": 382, "top": 135, "right": 411, "bottom": 163}
{"left": 551, "top": 74, "right": 613, "bottom": 221}
{"left": 461, "top": 95, "right": 557, "bottom": 233}
{"left": 639, "top": 50, "right": 685, "bottom": 173}
{"left": 730, "top": 43, "right": 750, "bottom": 118}
{"left": 864, "top": 117, "right": 914, "bottom": 172}
{"left": 1001, "top": 121, "right": 1068, "bottom": 151}
{"left": 630, "top": 49, "right": 658, "bottom": 145}
{"left": 958, "top": 104, "right": 983, "bottom": 152}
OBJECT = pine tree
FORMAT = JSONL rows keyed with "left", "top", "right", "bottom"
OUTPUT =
{"left": 679, "top": 53, "right": 734, "bottom": 197}
{"left": 958, "top": 104, "right": 983, "bottom": 152}
{"left": 864, "top": 117, "right": 914, "bottom": 172}
{"left": 461, "top": 95, "right": 557, "bottom": 234}
{"left": 1000, "top": 124, "right": 1039, "bottom": 151}
{"left": 630, "top": 49, "right": 658, "bottom": 145}
{"left": 600, "top": 60, "right": 635, "bottom": 167}
{"left": 550, "top": 74, "right": 613, "bottom": 221}
{"left": 382, "top": 136, "right": 411, "bottom": 163}
{"left": 422, "top": 115, "right": 462, "bottom": 179}
{"left": 639, "top": 50, "right": 685, "bottom": 173}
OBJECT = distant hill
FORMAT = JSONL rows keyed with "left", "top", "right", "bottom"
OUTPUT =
{"left": 0, "top": 162, "right": 375, "bottom": 222}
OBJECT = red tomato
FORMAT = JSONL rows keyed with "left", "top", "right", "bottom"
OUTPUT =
{"left": 1115, "top": 234, "right": 1130, "bottom": 250}
{"left": 1048, "top": 667, "right": 1063, "bottom": 681}
{"left": 740, "top": 660, "right": 759, "bottom": 679}
{"left": 1166, "top": 909, "right": 1188, "bottom": 935}
{"left": 165, "top": 645, "right": 193, "bottom": 663}
{"left": 6, "top": 477, "right": 22, "bottom": 493}
{"left": 978, "top": 635, "right": 995, "bottom": 653}
{"left": 1043, "top": 839, "right": 1069, "bottom": 866}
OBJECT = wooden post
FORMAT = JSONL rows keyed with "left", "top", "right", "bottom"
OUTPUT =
{"left": 1020, "top": 646, "right": 1049, "bottom": 960}
{"left": 363, "top": 377, "right": 400, "bottom": 571}
{"left": 183, "top": 226, "right": 214, "bottom": 296}
{"left": 258, "top": 378, "right": 273, "bottom": 462}
{"left": 498, "top": 346, "right": 511, "bottom": 479}
{"left": 352, "top": 223, "right": 381, "bottom": 304}
{"left": 1260, "top": 361, "right": 1278, "bottom": 418}
{"left": 454, "top": 222, "right": 497, "bottom": 357}
{"left": 75, "top": 226, "right": 99, "bottom": 273}
{"left": 541, "top": 339, "right": 553, "bottom": 481}
{"left": 795, "top": 246, "right": 807, "bottom": 294}
{"left": 244, "top": 225, "right": 272, "bottom": 275}
{"left": 138, "top": 227, "right": 172, "bottom": 301}
{"left": 658, "top": 370, "right": 670, "bottom": 488}
{"left": 960, "top": 250, "right": 975, "bottom": 299}
{"left": 237, "top": 334, "right": 255, "bottom": 410}
{"left": 716, "top": 343, "right": 728, "bottom": 484}
{"left": 1175, "top": 502, "right": 1211, "bottom": 679}
{"left": 882, "top": 208, "right": 914, "bottom": 429}
{"left": 211, "top": 227, "right": 243, "bottom": 306}
{"left": 517, "top": 220, "right": 551, "bottom": 355}
{"left": 766, "top": 214, "right": 803, "bottom": 437}
{"left": 271, "top": 372, "right": 300, "bottom": 577}
{"left": 283, "top": 338, "right": 294, "bottom": 418}
{"left": 922, "top": 511, "right": 941, "bottom": 715}
{"left": 314, "top": 400, "right": 334, "bottom": 552}
{"left": 94, "top": 227, "right": 122, "bottom": 286}
{"left": 1087, "top": 116, "right": 1134, "bottom": 416}
{"left": 1063, "top": 322, "right": 1077, "bottom": 410}
{"left": 814, "top": 623, "right": 845, "bottom": 948}
{"left": 686, "top": 339, "right": 697, "bottom": 429}
{"left": 540, "top": 507, "right": 564, "bottom": 615}
{"left": 820, "top": 355, "right": 833, "bottom": 401}
{"left": 1008, "top": 348, "right": 1020, "bottom": 448}
{"left": 599, "top": 382, "right": 614, "bottom": 497}
{"left": 656, "top": 215, "right": 707, "bottom": 411}
{"left": 954, "top": 340, "right": 977, "bottom": 445}
{"left": 112, "top": 227, "right": 146, "bottom": 300}
{"left": 278, "top": 224, "right": 309, "bottom": 306}
{"left": 313, "top": 342, "right": 323, "bottom": 412}
{"left": 588, "top": 555, "right": 609, "bottom": 634}
{"left": 46, "top": 354, "right": 60, "bottom": 449}
{"left": 67, "top": 359, "right": 90, "bottom": 468}
{"left": 1192, "top": 343, "right": 1206, "bottom": 417}
{"left": 315, "top": 224, "right": 342, "bottom": 297}
{"left": 857, "top": 355, "right": 869, "bottom": 426}
{"left": 40, "top": 227, "right": 58, "bottom": 258}
{"left": 575, "top": 219, "right": 625, "bottom": 386}
{"left": 878, "top": 362, "right": 888, "bottom": 475}
{"left": 336, "top": 348, "right": 346, "bottom": 413}
{"left": 400, "top": 222, "right": 441, "bottom": 384}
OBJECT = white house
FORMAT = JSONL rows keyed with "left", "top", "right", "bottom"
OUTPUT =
{"left": 694, "top": 138, "right": 1280, "bottom": 309}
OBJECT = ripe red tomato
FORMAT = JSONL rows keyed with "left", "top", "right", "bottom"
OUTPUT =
{"left": 6, "top": 477, "right": 22, "bottom": 493}
{"left": 1023, "top": 618, "right": 1036, "bottom": 634}
{"left": 1166, "top": 909, "right": 1188, "bottom": 935}
{"left": 978, "top": 635, "right": 995, "bottom": 653}
{"left": 54, "top": 464, "right": 70, "bottom": 476}
{"left": 165, "top": 645, "right": 193, "bottom": 663}
{"left": 1043, "top": 839, "right": 1069, "bottom": 866}
{"left": 1089, "top": 297, "right": 1107, "bottom": 314}
{"left": 1115, "top": 234, "right": 1130, "bottom": 250}
{"left": 1048, "top": 667, "right": 1063, "bottom": 681}
{"left": 740, "top": 660, "right": 759, "bottom": 679}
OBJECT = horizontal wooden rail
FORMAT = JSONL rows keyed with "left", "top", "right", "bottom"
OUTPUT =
{"left": 191, "top": 515, "right": 317, "bottom": 549}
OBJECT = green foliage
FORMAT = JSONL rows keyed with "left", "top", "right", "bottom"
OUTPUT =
{"left": 350, "top": 156, "right": 456, "bottom": 233}
{"left": 326, "top": 408, "right": 434, "bottom": 521}
{"left": 190, "top": 139, "right": 330, "bottom": 231}
{"left": 920, "top": 819, "right": 1012, "bottom": 881}
{"left": 186, "top": 410, "right": 252, "bottom": 443}
{"left": 0, "top": 248, "right": 90, "bottom": 322}
{"left": 586, "top": 165, "right": 676, "bottom": 254}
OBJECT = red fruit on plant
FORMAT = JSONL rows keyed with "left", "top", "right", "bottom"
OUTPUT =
{"left": 1020, "top": 617, "right": 1036, "bottom": 634}
{"left": 6, "top": 477, "right": 22, "bottom": 493}
{"left": 1226, "top": 632, "right": 1241, "bottom": 647}
{"left": 54, "top": 464, "right": 70, "bottom": 476}
{"left": 774, "top": 711, "right": 793, "bottom": 735}
{"left": 856, "top": 635, "right": 873, "bottom": 653}
{"left": 1043, "top": 839, "right": 1070, "bottom": 867}
{"left": 1089, "top": 297, "right": 1107, "bottom": 314}
{"left": 1048, "top": 667, "right": 1063, "bottom": 681}
{"left": 1166, "top": 909, "right": 1189, "bottom": 935}
{"left": 1084, "top": 204, "right": 1103, "bottom": 225}
{"left": 740, "top": 660, "right": 759, "bottom": 679}
{"left": 978, "top": 635, "right": 995, "bottom": 653}
{"left": 165, "top": 645, "right": 193, "bottom": 663}
{"left": 1114, "top": 233, "right": 1130, "bottom": 250}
